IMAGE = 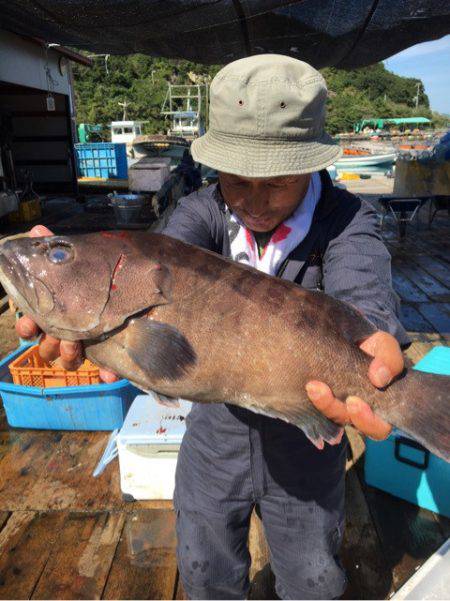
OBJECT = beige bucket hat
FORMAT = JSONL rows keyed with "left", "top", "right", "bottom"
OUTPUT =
{"left": 191, "top": 54, "right": 342, "bottom": 178}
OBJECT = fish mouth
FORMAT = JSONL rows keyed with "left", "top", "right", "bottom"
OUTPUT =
{"left": 0, "top": 248, "right": 40, "bottom": 316}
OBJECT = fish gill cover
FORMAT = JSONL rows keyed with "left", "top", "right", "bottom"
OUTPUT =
{"left": 0, "top": 0, "right": 449, "bottom": 68}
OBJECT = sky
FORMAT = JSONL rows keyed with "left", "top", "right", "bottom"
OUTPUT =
{"left": 383, "top": 34, "right": 450, "bottom": 115}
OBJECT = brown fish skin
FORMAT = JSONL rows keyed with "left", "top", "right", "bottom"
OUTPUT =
{"left": 0, "top": 231, "right": 448, "bottom": 460}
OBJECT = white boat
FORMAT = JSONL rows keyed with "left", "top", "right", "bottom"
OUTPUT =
{"left": 334, "top": 152, "right": 396, "bottom": 170}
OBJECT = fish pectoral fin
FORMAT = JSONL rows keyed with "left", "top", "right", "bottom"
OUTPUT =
{"left": 283, "top": 403, "right": 344, "bottom": 450}
{"left": 155, "top": 393, "right": 181, "bottom": 408}
{"left": 102, "top": 262, "right": 172, "bottom": 332}
{"left": 125, "top": 318, "right": 197, "bottom": 381}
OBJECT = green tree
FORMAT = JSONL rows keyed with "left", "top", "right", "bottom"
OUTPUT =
{"left": 72, "top": 55, "right": 434, "bottom": 136}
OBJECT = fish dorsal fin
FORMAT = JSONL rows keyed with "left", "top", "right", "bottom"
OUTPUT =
{"left": 337, "top": 300, "right": 377, "bottom": 343}
{"left": 316, "top": 293, "right": 377, "bottom": 344}
{"left": 125, "top": 317, "right": 197, "bottom": 381}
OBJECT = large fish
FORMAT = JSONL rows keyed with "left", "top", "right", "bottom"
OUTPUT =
{"left": 0, "top": 231, "right": 448, "bottom": 460}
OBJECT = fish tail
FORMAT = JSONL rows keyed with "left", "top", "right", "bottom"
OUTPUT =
{"left": 379, "top": 370, "right": 450, "bottom": 463}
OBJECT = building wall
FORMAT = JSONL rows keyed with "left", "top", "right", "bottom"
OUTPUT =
{"left": 0, "top": 30, "right": 71, "bottom": 96}
{"left": 0, "top": 31, "right": 83, "bottom": 194}
{"left": 0, "top": 90, "right": 74, "bottom": 188}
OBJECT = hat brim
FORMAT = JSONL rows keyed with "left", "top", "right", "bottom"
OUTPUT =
{"left": 191, "top": 130, "right": 343, "bottom": 177}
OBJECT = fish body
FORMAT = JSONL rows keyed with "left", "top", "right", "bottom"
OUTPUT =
{"left": 0, "top": 231, "right": 448, "bottom": 460}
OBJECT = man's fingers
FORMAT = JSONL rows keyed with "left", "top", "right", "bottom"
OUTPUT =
{"left": 368, "top": 356, "right": 393, "bottom": 388}
{"left": 360, "top": 331, "right": 404, "bottom": 388}
{"left": 99, "top": 368, "right": 120, "bottom": 383}
{"left": 346, "top": 396, "right": 392, "bottom": 440}
{"left": 16, "top": 316, "right": 40, "bottom": 339}
{"left": 39, "top": 334, "right": 62, "bottom": 362}
{"left": 306, "top": 381, "right": 349, "bottom": 425}
{"left": 59, "top": 340, "right": 83, "bottom": 371}
{"left": 29, "top": 225, "right": 53, "bottom": 238}
{"left": 367, "top": 350, "right": 404, "bottom": 388}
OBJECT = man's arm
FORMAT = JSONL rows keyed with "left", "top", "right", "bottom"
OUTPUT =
{"left": 162, "top": 189, "right": 219, "bottom": 250}
{"left": 306, "top": 196, "right": 408, "bottom": 440}
{"left": 322, "top": 198, "right": 409, "bottom": 346}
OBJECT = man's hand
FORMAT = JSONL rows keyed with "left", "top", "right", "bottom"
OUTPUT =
{"left": 15, "top": 225, "right": 119, "bottom": 383}
{"left": 305, "top": 330, "right": 404, "bottom": 440}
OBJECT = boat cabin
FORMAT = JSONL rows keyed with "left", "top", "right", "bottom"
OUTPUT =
{"left": 111, "top": 121, "right": 144, "bottom": 146}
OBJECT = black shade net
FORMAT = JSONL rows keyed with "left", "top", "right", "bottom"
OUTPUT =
{"left": 1, "top": 0, "right": 449, "bottom": 68}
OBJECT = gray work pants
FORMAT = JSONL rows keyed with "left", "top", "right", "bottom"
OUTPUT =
{"left": 174, "top": 403, "right": 347, "bottom": 600}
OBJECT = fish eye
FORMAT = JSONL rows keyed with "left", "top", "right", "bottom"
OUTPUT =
{"left": 47, "top": 244, "right": 73, "bottom": 264}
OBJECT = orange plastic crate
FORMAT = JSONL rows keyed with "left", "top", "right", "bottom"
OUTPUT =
{"left": 8, "top": 345, "right": 101, "bottom": 388}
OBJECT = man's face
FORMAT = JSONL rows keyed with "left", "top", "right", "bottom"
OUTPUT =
{"left": 218, "top": 172, "right": 311, "bottom": 232}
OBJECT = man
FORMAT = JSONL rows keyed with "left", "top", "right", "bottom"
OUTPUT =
{"left": 18, "top": 55, "right": 408, "bottom": 599}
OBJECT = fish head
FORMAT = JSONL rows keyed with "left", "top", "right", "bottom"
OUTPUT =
{"left": 0, "top": 234, "right": 116, "bottom": 339}
{"left": 0, "top": 232, "right": 170, "bottom": 340}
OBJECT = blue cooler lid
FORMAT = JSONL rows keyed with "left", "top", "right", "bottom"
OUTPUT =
{"left": 413, "top": 346, "right": 450, "bottom": 376}
{"left": 117, "top": 394, "right": 191, "bottom": 446}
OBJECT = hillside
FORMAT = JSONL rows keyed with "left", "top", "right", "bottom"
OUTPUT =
{"left": 72, "top": 56, "right": 442, "bottom": 136}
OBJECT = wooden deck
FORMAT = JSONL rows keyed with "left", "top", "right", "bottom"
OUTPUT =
{"left": 0, "top": 199, "right": 449, "bottom": 599}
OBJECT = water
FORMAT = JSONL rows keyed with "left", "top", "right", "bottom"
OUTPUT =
{"left": 336, "top": 163, "right": 394, "bottom": 175}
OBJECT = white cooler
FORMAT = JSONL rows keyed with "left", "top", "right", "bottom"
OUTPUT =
{"left": 93, "top": 394, "right": 191, "bottom": 501}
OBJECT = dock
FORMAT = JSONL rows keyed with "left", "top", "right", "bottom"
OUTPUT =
{"left": 0, "top": 183, "right": 449, "bottom": 599}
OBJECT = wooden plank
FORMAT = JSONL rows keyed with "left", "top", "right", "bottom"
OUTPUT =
{"left": 343, "top": 429, "right": 394, "bottom": 599}
{"left": 341, "top": 470, "right": 393, "bottom": 600}
{"left": 0, "top": 431, "right": 55, "bottom": 505}
{"left": 0, "top": 511, "right": 35, "bottom": 552}
{"left": 415, "top": 303, "right": 450, "bottom": 338}
{"left": 345, "top": 428, "right": 366, "bottom": 469}
{"left": 0, "top": 296, "right": 10, "bottom": 316}
{"left": 0, "top": 431, "right": 18, "bottom": 464}
{"left": 103, "top": 509, "right": 178, "bottom": 600}
{"left": 391, "top": 266, "right": 428, "bottom": 303}
{"left": 396, "top": 263, "right": 450, "bottom": 302}
{"left": 434, "top": 514, "right": 450, "bottom": 539}
{"left": 0, "top": 431, "right": 69, "bottom": 511}
{"left": 418, "top": 237, "right": 450, "bottom": 263}
{"left": 0, "top": 310, "right": 22, "bottom": 358}
{"left": 0, "top": 425, "right": 173, "bottom": 512}
{"left": 405, "top": 340, "right": 438, "bottom": 366}
{"left": 411, "top": 255, "right": 450, "bottom": 289}
{"left": 0, "top": 511, "right": 66, "bottom": 600}
{"left": 347, "top": 428, "right": 448, "bottom": 594}
{"left": 361, "top": 486, "right": 446, "bottom": 592}
{"left": 248, "top": 510, "right": 275, "bottom": 600}
{"left": 174, "top": 573, "right": 187, "bottom": 600}
{"left": 0, "top": 406, "right": 9, "bottom": 432}
{"left": 136, "top": 500, "right": 174, "bottom": 510}
{"left": 0, "top": 430, "right": 123, "bottom": 511}
{"left": 0, "top": 512, "right": 10, "bottom": 531}
{"left": 400, "top": 304, "right": 438, "bottom": 337}
{"left": 32, "top": 512, "right": 124, "bottom": 600}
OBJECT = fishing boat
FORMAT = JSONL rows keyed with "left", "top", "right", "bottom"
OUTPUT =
{"left": 334, "top": 151, "right": 397, "bottom": 173}
{"left": 132, "top": 134, "right": 190, "bottom": 167}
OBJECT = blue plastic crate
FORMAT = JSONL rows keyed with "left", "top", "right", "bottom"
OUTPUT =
{"left": 75, "top": 142, "right": 128, "bottom": 179}
{"left": 365, "top": 346, "right": 450, "bottom": 518}
{"left": 0, "top": 345, "right": 141, "bottom": 430}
